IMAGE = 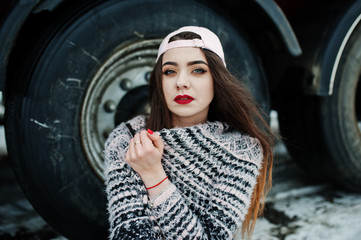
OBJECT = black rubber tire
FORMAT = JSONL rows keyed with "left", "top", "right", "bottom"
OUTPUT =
{"left": 279, "top": 23, "right": 361, "bottom": 192}
{"left": 5, "top": 0, "right": 269, "bottom": 239}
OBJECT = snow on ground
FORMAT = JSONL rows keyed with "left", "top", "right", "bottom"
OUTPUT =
{"left": 251, "top": 111, "right": 361, "bottom": 240}
{"left": 252, "top": 164, "right": 361, "bottom": 240}
{"left": 253, "top": 189, "right": 361, "bottom": 240}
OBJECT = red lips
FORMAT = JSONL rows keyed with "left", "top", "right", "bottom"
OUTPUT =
{"left": 174, "top": 95, "right": 194, "bottom": 104}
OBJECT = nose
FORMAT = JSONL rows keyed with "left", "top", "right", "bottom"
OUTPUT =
{"left": 176, "top": 72, "right": 190, "bottom": 90}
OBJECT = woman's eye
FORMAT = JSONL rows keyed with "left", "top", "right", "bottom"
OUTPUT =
{"left": 163, "top": 69, "right": 176, "bottom": 75}
{"left": 192, "top": 68, "right": 207, "bottom": 74}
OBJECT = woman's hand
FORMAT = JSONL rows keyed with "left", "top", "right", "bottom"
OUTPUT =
{"left": 126, "top": 130, "right": 168, "bottom": 193}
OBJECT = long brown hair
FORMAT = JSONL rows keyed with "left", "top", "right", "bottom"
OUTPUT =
{"left": 147, "top": 32, "right": 274, "bottom": 238}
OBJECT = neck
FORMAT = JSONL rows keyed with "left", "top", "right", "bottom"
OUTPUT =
{"left": 171, "top": 114, "right": 208, "bottom": 128}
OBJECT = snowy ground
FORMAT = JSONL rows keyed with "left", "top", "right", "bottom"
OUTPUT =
{"left": 1, "top": 111, "right": 361, "bottom": 239}
{"left": 251, "top": 112, "right": 361, "bottom": 240}
{"left": 254, "top": 192, "right": 361, "bottom": 240}
{"left": 253, "top": 162, "right": 361, "bottom": 240}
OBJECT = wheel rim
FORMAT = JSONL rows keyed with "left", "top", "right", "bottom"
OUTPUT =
{"left": 81, "top": 39, "right": 161, "bottom": 180}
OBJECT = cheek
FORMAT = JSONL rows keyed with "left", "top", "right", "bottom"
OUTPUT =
{"left": 205, "top": 78, "right": 214, "bottom": 101}
{"left": 162, "top": 80, "right": 172, "bottom": 101}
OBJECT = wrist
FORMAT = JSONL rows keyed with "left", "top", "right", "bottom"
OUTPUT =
{"left": 146, "top": 176, "right": 169, "bottom": 190}
{"left": 138, "top": 168, "right": 171, "bottom": 197}
{"left": 139, "top": 168, "right": 167, "bottom": 187}
{"left": 147, "top": 178, "right": 171, "bottom": 198}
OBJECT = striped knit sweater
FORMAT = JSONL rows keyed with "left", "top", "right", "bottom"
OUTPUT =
{"left": 104, "top": 115, "right": 263, "bottom": 239}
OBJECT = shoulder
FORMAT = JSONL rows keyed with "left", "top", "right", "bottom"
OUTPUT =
{"left": 239, "top": 134, "right": 264, "bottom": 167}
{"left": 104, "top": 115, "right": 147, "bottom": 150}
{"left": 219, "top": 130, "right": 264, "bottom": 168}
{"left": 125, "top": 115, "right": 147, "bottom": 134}
{"left": 190, "top": 121, "right": 264, "bottom": 167}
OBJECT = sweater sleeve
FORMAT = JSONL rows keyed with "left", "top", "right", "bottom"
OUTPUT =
{"left": 206, "top": 137, "right": 264, "bottom": 238}
{"left": 149, "top": 184, "right": 209, "bottom": 239}
{"left": 148, "top": 137, "right": 263, "bottom": 240}
{"left": 104, "top": 123, "right": 160, "bottom": 240}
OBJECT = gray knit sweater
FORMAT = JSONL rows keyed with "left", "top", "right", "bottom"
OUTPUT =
{"left": 104, "top": 115, "right": 263, "bottom": 239}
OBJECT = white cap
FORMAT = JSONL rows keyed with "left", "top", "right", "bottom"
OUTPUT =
{"left": 157, "top": 26, "right": 226, "bottom": 67}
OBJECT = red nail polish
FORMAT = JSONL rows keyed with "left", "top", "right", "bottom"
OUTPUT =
{"left": 147, "top": 129, "right": 153, "bottom": 134}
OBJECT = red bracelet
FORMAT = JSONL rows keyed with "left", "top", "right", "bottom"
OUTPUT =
{"left": 146, "top": 176, "right": 168, "bottom": 190}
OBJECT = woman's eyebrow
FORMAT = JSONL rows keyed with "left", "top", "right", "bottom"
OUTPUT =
{"left": 187, "top": 60, "right": 208, "bottom": 66}
{"left": 162, "top": 60, "right": 208, "bottom": 67}
{"left": 162, "top": 61, "right": 178, "bottom": 67}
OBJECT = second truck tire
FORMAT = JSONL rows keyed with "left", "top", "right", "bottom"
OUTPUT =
{"left": 279, "top": 22, "right": 361, "bottom": 192}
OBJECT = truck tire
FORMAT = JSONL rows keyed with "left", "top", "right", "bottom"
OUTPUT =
{"left": 5, "top": 0, "right": 269, "bottom": 239}
{"left": 279, "top": 23, "right": 361, "bottom": 192}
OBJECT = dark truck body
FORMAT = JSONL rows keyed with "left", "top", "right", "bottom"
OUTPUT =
{"left": 0, "top": 0, "right": 360, "bottom": 239}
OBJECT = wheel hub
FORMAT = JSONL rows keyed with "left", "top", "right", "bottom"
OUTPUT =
{"left": 81, "top": 39, "right": 161, "bottom": 180}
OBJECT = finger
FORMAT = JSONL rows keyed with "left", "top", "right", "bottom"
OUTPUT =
{"left": 125, "top": 147, "right": 130, "bottom": 162}
{"left": 133, "top": 133, "right": 143, "bottom": 155}
{"left": 139, "top": 130, "right": 152, "bottom": 148}
{"left": 147, "top": 129, "right": 164, "bottom": 150}
{"left": 133, "top": 133, "right": 142, "bottom": 146}
{"left": 128, "top": 138, "right": 137, "bottom": 160}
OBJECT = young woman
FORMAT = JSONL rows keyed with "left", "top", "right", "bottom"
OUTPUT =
{"left": 105, "top": 26, "right": 274, "bottom": 239}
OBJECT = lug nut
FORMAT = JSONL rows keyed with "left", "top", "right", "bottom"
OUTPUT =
{"left": 104, "top": 100, "right": 116, "bottom": 113}
{"left": 103, "top": 128, "right": 113, "bottom": 139}
{"left": 120, "top": 78, "right": 132, "bottom": 90}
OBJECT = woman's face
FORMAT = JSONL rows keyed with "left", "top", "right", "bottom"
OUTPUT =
{"left": 162, "top": 47, "right": 214, "bottom": 127}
